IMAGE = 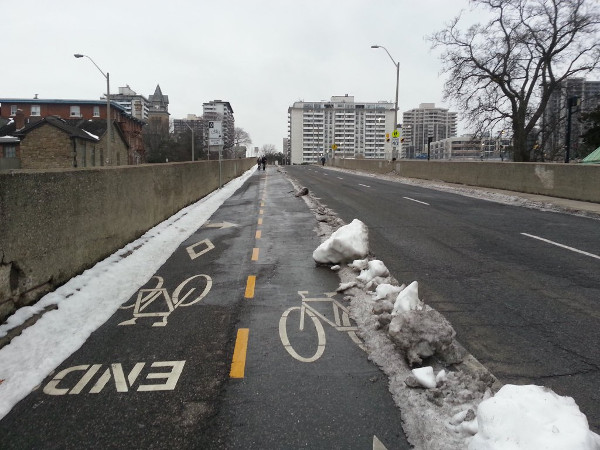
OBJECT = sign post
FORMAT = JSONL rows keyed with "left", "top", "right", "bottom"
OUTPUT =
{"left": 391, "top": 129, "right": 400, "bottom": 160}
{"left": 208, "top": 121, "right": 224, "bottom": 188}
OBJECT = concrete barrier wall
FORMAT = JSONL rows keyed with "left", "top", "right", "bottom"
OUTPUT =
{"left": 0, "top": 158, "right": 254, "bottom": 321}
{"left": 331, "top": 159, "right": 600, "bottom": 203}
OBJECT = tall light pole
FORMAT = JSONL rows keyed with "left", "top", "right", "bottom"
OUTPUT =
{"left": 371, "top": 44, "right": 399, "bottom": 160}
{"left": 184, "top": 120, "right": 195, "bottom": 161}
{"left": 74, "top": 53, "right": 111, "bottom": 162}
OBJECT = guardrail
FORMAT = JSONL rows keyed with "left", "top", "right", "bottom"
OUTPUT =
{"left": 0, "top": 158, "right": 255, "bottom": 322}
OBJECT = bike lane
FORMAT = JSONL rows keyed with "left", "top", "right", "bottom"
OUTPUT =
{"left": 0, "top": 166, "right": 410, "bottom": 449}
{"left": 205, "top": 167, "right": 410, "bottom": 449}
{"left": 0, "top": 170, "right": 264, "bottom": 448}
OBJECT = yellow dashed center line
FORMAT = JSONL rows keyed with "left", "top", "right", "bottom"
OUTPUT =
{"left": 245, "top": 275, "right": 256, "bottom": 298}
{"left": 258, "top": 218, "right": 263, "bottom": 225}
{"left": 230, "top": 328, "right": 250, "bottom": 378}
{"left": 256, "top": 230, "right": 262, "bottom": 239}
{"left": 259, "top": 209, "right": 264, "bottom": 215}
{"left": 251, "top": 248, "right": 260, "bottom": 261}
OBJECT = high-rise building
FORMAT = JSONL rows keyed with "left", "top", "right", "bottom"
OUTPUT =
{"left": 288, "top": 95, "right": 395, "bottom": 164}
{"left": 111, "top": 86, "right": 149, "bottom": 121}
{"left": 402, "top": 103, "right": 457, "bottom": 158}
{"left": 542, "top": 78, "right": 600, "bottom": 159}
{"left": 203, "top": 100, "right": 234, "bottom": 149}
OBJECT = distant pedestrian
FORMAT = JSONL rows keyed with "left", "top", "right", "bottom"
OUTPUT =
{"left": 257, "top": 157, "right": 261, "bottom": 170}
{"left": 321, "top": 156, "right": 326, "bottom": 166}
{"left": 261, "top": 156, "right": 267, "bottom": 170}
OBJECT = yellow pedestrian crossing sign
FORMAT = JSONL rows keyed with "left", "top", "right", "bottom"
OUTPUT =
{"left": 392, "top": 129, "right": 400, "bottom": 138}
{"left": 332, "top": 144, "right": 338, "bottom": 150}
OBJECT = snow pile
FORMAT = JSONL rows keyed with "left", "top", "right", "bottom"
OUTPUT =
{"left": 312, "top": 218, "right": 369, "bottom": 264}
{"left": 301, "top": 203, "right": 600, "bottom": 449}
{"left": 470, "top": 384, "right": 600, "bottom": 450}
{"left": 388, "top": 308, "right": 458, "bottom": 366}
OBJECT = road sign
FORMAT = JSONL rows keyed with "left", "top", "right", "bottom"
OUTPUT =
{"left": 208, "top": 121, "right": 223, "bottom": 146}
{"left": 392, "top": 129, "right": 400, "bottom": 138}
{"left": 392, "top": 138, "right": 400, "bottom": 146}
{"left": 331, "top": 144, "right": 338, "bottom": 150}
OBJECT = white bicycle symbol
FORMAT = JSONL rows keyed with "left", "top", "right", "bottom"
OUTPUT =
{"left": 279, "top": 291, "right": 365, "bottom": 362}
{"left": 119, "top": 274, "right": 212, "bottom": 327}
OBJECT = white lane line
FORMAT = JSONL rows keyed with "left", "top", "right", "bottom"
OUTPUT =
{"left": 358, "top": 183, "right": 371, "bottom": 188}
{"left": 403, "top": 197, "right": 430, "bottom": 206}
{"left": 521, "top": 233, "right": 600, "bottom": 260}
{"left": 337, "top": 177, "right": 344, "bottom": 180}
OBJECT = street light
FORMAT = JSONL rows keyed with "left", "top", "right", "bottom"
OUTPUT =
{"left": 74, "top": 53, "right": 111, "bottom": 162}
{"left": 371, "top": 44, "right": 399, "bottom": 159}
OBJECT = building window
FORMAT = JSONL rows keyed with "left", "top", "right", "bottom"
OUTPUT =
{"left": 70, "top": 106, "right": 81, "bottom": 117}
{"left": 93, "top": 106, "right": 100, "bottom": 117}
{"left": 3, "top": 146, "right": 16, "bottom": 158}
{"left": 30, "top": 105, "right": 41, "bottom": 116}
{"left": 10, "top": 105, "right": 17, "bottom": 116}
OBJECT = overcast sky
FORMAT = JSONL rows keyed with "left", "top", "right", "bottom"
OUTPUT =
{"left": 4, "top": 0, "right": 477, "bottom": 151}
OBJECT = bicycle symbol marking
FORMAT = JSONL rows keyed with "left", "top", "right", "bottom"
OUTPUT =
{"left": 119, "top": 274, "right": 212, "bottom": 327}
{"left": 279, "top": 291, "right": 365, "bottom": 363}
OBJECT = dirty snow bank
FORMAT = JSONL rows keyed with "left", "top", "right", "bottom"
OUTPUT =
{"left": 294, "top": 177, "right": 600, "bottom": 449}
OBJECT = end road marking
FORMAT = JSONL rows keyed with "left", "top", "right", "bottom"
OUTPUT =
{"left": 403, "top": 197, "right": 430, "bottom": 206}
{"left": 230, "top": 328, "right": 250, "bottom": 379}
{"left": 521, "top": 233, "right": 600, "bottom": 260}
{"left": 251, "top": 248, "right": 260, "bottom": 261}
{"left": 245, "top": 276, "right": 256, "bottom": 298}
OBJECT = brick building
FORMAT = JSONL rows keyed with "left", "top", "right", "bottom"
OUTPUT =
{"left": 12, "top": 115, "right": 128, "bottom": 169}
{"left": 0, "top": 98, "right": 145, "bottom": 164}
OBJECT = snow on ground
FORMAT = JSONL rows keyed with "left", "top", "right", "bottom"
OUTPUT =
{"left": 0, "top": 167, "right": 257, "bottom": 421}
{"left": 291, "top": 169, "right": 600, "bottom": 449}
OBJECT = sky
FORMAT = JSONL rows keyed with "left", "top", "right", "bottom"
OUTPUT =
{"left": 1, "top": 165, "right": 599, "bottom": 448}
{"left": 2, "top": 0, "right": 478, "bottom": 152}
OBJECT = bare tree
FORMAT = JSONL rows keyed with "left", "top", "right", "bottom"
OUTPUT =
{"left": 430, "top": 0, "right": 600, "bottom": 161}
{"left": 234, "top": 127, "right": 252, "bottom": 147}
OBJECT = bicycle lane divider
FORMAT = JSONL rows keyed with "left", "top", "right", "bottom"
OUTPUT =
{"left": 231, "top": 169, "right": 266, "bottom": 379}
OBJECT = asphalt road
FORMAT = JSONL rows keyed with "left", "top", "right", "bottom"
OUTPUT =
{"left": 0, "top": 167, "right": 410, "bottom": 449}
{"left": 286, "top": 164, "right": 600, "bottom": 434}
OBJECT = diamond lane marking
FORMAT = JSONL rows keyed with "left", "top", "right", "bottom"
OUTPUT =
{"left": 186, "top": 239, "right": 215, "bottom": 260}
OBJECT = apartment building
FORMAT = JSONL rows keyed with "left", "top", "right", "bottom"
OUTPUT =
{"left": 429, "top": 135, "right": 512, "bottom": 160}
{"left": 542, "top": 78, "right": 600, "bottom": 159}
{"left": 288, "top": 95, "right": 395, "bottom": 164}
{"left": 203, "top": 100, "right": 235, "bottom": 149}
{"left": 111, "top": 85, "right": 149, "bottom": 121}
{"left": 402, "top": 103, "right": 457, "bottom": 158}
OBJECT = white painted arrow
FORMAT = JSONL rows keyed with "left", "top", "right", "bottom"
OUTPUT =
{"left": 373, "top": 435, "right": 388, "bottom": 450}
{"left": 203, "top": 221, "right": 238, "bottom": 229}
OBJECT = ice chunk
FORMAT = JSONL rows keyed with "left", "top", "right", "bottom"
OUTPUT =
{"left": 357, "top": 260, "right": 389, "bottom": 284}
{"left": 392, "top": 281, "right": 420, "bottom": 315}
{"left": 374, "top": 283, "right": 404, "bottom": 301}
{"left": 470, "top": 384, "right": 599, "bottom": 450}
{"left": 312, "top": 219, "right": 369, "bottom": 264}
{"left": 411, "top": 366, "right": 436, "bottom": 389}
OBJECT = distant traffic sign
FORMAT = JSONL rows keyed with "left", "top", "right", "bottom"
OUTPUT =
{"left": 392, "top": 129, "right": 400, "bottom": 138}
